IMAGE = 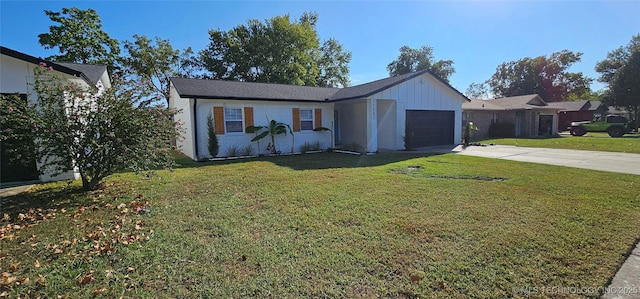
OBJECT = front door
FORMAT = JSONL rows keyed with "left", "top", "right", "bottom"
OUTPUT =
{"left": 538, "top": 115, "right": 553, "bottom": 136}
{"left": 515, "top": 112, "right": 522, "bottom": 136}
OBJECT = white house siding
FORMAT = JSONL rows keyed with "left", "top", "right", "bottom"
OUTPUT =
{"left": 0, "top": 54, "right": 98, "bottom": 182}
{"left": 376, "top": 100, "right": 397, "bottom": 150}
{"left": 192, "top": 99, "right": 333, "bottom": 159}
{"left": 368, "top": 74, "right": 466, "bottom": 150}
{"left": 169, "top": 87, "right": 195, "bottom": 159}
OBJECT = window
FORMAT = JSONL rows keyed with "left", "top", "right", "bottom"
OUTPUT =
{"left": 463, "top": 112, "right": 472, "bottom": 124}
{"left": 224, "top": 108, "right": 243, "bottom": 133}
{"left": 300, "top": 109, "right": 313, "bottom": 131}
{"left": 491, "top": 113, "right": 499, "bottom": 124}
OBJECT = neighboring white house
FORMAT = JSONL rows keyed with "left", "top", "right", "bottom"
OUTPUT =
{"left": 0, "top": 46, "right": 111, "bottom": 184}
{"left": 170, "top": 69, "right": 469, "bottom": 160}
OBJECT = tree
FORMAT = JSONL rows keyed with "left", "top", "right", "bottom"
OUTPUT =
{"left": 386, "top": 45, "right": 455, "bottom": 82}
{"left": 487, "top": 50, "right": 592, "bottom": 102}
{"left": 122, "top": 35, "right": 196, "bottom": 107}
{"left": 596, "top": 34, "right": 640, "bottom": 129}
{"left": 197, "top": 12, "right": 351, "bottom": 87}
{"left": 465, "top": 82, "right": 490, "bottom": 99}
{"left": 0, "top": 94, "right": 39, "bottom": 182}
{"left": 206, "top": 114, "right": 219, "bottom": 158}
{"left": 317, "top": 38, "right": 352, "bottom": 87}
{"left": 7, "top": 64, "right": 181, "bottom": 191}
{"left": 38, "top": 7, "right": 120, "bottom": 72}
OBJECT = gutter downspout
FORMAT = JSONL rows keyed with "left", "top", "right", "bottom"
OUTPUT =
{"left": 193, "top": 98, "right": 199, "bottom": 160}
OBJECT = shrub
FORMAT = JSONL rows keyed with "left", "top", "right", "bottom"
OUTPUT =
{"left": 206, "top": 114, "right": 219, "bottom": 157}
{"left": 489, "top": 122, "right": 515, "bottom": 137}
{"left": 300, "top": 142, "right": 313, "bottom": 153}
{"left": 311, "top": 141, "right": 322, "bottom": 151}
{"left": 8, "top": 64, "right": 181, "bottom": 191}
{"left": 225, "top": 145, "right": 240, "bottom": 157}
{"left": 300, "top": 141, "right": 322, "bottom": 153}
{"left": 240, "top": 144, "right": 254, "bottom": 156}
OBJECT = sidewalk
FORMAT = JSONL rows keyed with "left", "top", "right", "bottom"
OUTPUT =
{"left": 0, "top": 184, "right": 36, "bottom": 198}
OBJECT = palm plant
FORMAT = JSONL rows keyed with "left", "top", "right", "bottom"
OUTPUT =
{"left": 250, "top": 119, "right": 293, "bottom": 155}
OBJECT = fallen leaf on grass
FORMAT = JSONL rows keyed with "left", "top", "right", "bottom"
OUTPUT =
{"left": 0, "top": 291, "right": 7, "bottom": 296}
{"left": 37, "top": 275, "right": 46, "bottom": 286}
{"left": 92, "top": 287, "right": 107, "bottom": 294}
{"left": 0, "top": 272, "right": 16, "bottom": 286}
{"left": 34, "top": 260, "right": 40, "bottom": 268}
{"left": 79, "top": 271, "right": 93, "bottom": 285}
{"left": 105, "top": 269, "right": 114, "bottom": 278}
{"left": 127, "top": 267, "right": 135, "bottom": 273}
{"left": 410, "top": 274, "right": 421, "bottom": 282}
{"left": 10, "top": 263, "right": 19, "bottom": 272}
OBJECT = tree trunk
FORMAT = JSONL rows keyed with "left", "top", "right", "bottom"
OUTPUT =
{"left": 270, "top": 134, "right": 276, "bottom": 154}
{"left": 80, "top": 172, "right": 102, "bottom": 191}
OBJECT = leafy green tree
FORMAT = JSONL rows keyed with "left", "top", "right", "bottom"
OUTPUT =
{"left": 206, "top": 114, "right": 219, "bottom": 158}
{"left": 465, "top": 82, "right": 490, "bottom": 99}
{"left": 317, "top": 38, "right": 352, "bottom": 87}
{"left": 198, "top": 12, "right": 351, "bottom": 87}
{"left": 596, "top": 34, "right": 640, "bottom": 129}
{"left": 122, "top": 34, "right": 196, "bottom": 106}
{"left": 38, "top": 7, "right": 120, "bottom": 71}
{"left": 8, "top": 64, "right": 181, "bottom": 191}
{"left": 0, "top": 94, "right": 39, "bottom": 182}
{"left": 487, "top": 50, "right": 592, "bottom": 102}
{"left": 386, "top": 45, "right": 455, "bottom": 82}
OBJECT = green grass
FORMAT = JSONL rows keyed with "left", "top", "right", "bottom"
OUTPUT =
{"left": 480, "top": 132, "right": 640, "bottom": 153}
{"left": 2, "top": 152, "right": 639, "bottom": 298}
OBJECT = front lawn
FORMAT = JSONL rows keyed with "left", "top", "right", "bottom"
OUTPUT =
{"left": 480, "top": 132, "right": 640, "bottom": 153}
{"left": 2, "top": 153, "right": 639, "bottom": 298}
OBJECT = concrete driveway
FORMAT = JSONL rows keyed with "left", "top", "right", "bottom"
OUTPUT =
{"left": 444, "top": 144, "right": 640, "bottom": 175}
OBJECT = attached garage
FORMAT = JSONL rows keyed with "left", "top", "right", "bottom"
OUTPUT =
{"left": 405, "top": 110, "right": 455, "bottom": 148}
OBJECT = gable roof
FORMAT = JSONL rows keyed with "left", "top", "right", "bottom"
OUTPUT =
{"left": 170, "top": 69, "right": 469, "bottom": 103}
{"left": 464, "top": 94, "right": 557, "bottom": 111}
{"left": 463, "top": 98, "right": 504, "bottom": 110}
{"left": 171, "top": 77, "right": 339, "bottom": 102}
{"left": 0, "top": 46, "right": 106, "bottom": 85}
{"left": 55, "top": 62, "right": 107, "bottom": 85}
{"left": 330, "top": 69, "right": 469, "bottom": 101}
{"left": 547, "top": 100, "right": 602, "bottom": 112}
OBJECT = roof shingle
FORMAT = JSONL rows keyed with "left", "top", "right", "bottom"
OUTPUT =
{"left": 1, "top": 46, "right": 107, "bottom": 85}
{"left": 170, "top": 69, "right": 469, "bottom": 103}
{"left": 463, "top": 94, "right": 556, "bottom": 111}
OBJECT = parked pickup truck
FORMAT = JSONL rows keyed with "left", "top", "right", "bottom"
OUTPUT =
{"left": 569, "top": 115, "right": 632, "bottom": 137}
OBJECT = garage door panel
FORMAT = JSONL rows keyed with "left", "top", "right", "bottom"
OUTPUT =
{"left": 406, "top": 110, "right": 454, "bottom": 147}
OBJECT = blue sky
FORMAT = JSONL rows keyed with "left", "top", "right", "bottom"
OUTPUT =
{"left": 1, "top": 1, "right": 639, "bottom": 93}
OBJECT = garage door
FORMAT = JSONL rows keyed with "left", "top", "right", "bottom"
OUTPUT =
{"left": 405, "top": 110, "right": 454, "bottom": 148}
